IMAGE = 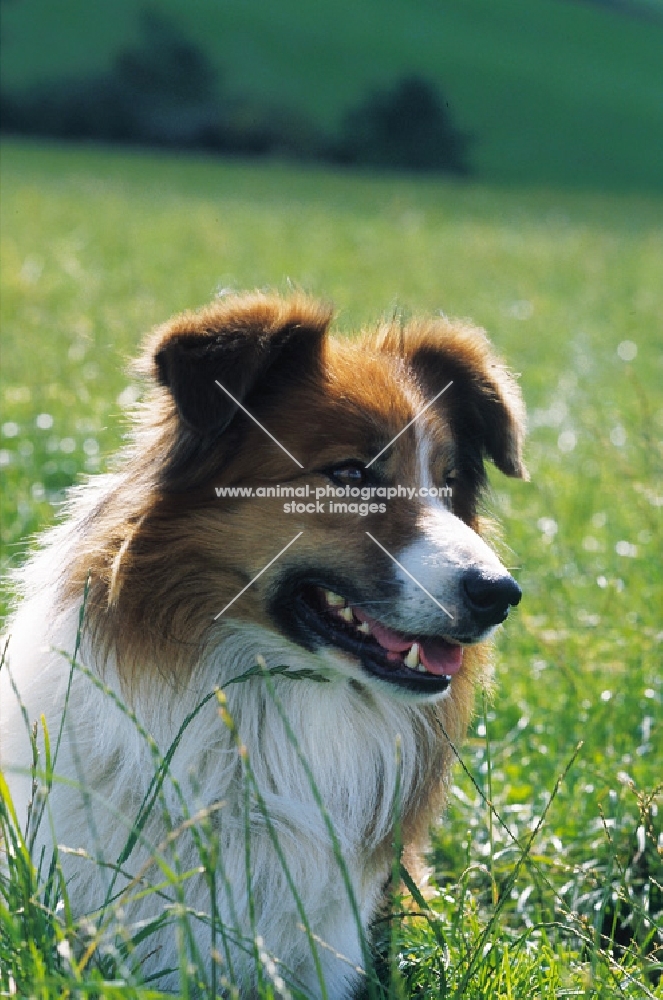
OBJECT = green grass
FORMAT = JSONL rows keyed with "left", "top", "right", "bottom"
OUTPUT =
{"left": 1, "top": 139, "right": 662, "bottom": 997}
{"left": 1, "top": 0, "right": 663, "bottom": 190}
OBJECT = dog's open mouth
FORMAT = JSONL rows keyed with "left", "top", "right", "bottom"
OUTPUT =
{"left": 295, "top": 585, "right": 463, "bottom": 694}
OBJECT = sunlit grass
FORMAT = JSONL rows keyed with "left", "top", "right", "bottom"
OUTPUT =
{"left": 1, "top": 140, "right": 661, "bottom": 996}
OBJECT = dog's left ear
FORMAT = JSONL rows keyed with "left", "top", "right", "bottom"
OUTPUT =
{"left": 143, "top": 292, "right": 333, "bottom": 437}
{"left": 399, "top": 319, "right": 528, "bottom": 480}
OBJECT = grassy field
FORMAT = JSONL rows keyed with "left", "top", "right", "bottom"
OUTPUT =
{"left": 2, "top": 0, "right": 663, "bottom": 190}
{"left": 1, "top": 139, "right": 662, "bottom": 997}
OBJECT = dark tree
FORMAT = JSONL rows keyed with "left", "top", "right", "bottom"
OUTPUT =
{"left": 334, "top": 74, "right": 470, "bottom": 174}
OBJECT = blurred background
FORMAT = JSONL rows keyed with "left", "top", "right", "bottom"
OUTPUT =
{"left": 1, "top": 0, "right": 662, "bottom": 190}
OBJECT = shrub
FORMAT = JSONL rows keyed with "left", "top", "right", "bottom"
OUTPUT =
{"left": 332, "top": 75, "right": 470, "bottom": 174}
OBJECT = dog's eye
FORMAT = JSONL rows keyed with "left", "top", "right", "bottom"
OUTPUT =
{"left": 330, "top": 463, "right": 367, "bottom": 486}
{"left": 443, "top": 470, "right": 458, "bottom": 502}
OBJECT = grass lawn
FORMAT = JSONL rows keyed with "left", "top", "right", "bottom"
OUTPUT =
{"left": 1, "top": 139, "right": 662, "bottom": 996}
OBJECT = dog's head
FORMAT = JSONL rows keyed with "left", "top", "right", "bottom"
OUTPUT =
{"left": 108, "top": 291, "right": 527, "bottom": 700}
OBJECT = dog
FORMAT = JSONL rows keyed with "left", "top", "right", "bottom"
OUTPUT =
{"left": 0, "top": 291, "right": 527, "bottom": 997}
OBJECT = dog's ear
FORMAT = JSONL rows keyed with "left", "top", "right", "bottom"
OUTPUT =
{"left": 145, "top": 292, "right": 333, "bottom": 437}
{"left": 395, "top": 318, "right": 528, "bottom": 480}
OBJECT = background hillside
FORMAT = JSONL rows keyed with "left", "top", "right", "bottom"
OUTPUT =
{"left": 2, "top": 0, "right": 663, "bottom": 190}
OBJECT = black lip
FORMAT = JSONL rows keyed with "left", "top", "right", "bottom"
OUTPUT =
{"left": 282, "top": 584, "right": 453, "bottom": 695}
{"left": 359, "top": 647, "right": 452, "bottom": 695}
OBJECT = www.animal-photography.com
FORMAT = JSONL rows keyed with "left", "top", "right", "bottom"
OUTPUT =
{"left": 0, "top": 2, "right": 661, "bottom": 998}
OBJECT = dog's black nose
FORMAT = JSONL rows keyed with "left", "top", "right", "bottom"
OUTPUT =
{"left": 462, "top": 570, "right": 522, "bottom": 626}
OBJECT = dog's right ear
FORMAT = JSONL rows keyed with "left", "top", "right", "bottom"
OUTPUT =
{"left": 144, "top": 292, "right": 333, "bottom": 438}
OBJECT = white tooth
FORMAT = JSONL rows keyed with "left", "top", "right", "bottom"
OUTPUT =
{"left": 325, "top": 590, "right": 345, "bottom": 607}
{"left": 404, "top": 642, "right": 420, "bottom": 670}
{"left": 417, "top": 661, "right": 428, "bottom": 673}
{"left": 357, "top": 621, "right": 371, "bottom": 634}
{"left": 339, "top": 606, "right": 354, "bottom": 623}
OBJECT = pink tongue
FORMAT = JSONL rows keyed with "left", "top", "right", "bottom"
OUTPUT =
{"left": 419, "top": 639, "right": 463, "bottom": 676}
{"left": 353, "top": 609, "right": 463, "bottom": 676}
